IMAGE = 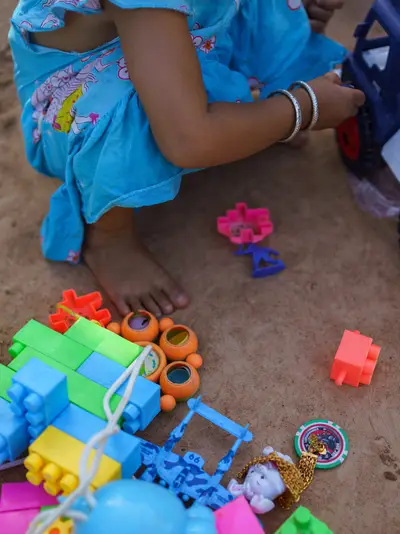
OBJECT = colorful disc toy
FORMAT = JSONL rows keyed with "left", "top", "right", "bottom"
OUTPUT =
{"left": 294, "top": 419, "right": 349, "bottom": 470}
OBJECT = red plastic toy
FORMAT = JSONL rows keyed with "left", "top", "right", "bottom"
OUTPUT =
{"left": 330, "top": 330, "right": 381, "bottom": 387}
{"left": 49, "top": 289, "right": 112, "bottom": 333}
{"left": 217, "top": 203, "right": 273, "bottom": 245}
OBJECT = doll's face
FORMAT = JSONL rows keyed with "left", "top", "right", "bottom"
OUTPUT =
{"left": 244, "top": 464, "right": 286, "bottom": 500}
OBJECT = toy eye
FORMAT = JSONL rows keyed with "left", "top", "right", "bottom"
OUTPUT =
{"left": 260, "top": 475, "right": 265, "bottom": 480}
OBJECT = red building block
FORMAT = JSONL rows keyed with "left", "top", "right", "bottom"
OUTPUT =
{"left": 330, "top": 330, "right": 381, "bottom": 387}
{"left": 49, "top": 289, "right": 112, "bottom": 333}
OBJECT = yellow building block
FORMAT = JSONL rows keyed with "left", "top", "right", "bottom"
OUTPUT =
{"left": 43, "top": 518, "right": 74, "bottom": 534}
{"left": 24, "top": 426, "right": 121, "bottom": 496}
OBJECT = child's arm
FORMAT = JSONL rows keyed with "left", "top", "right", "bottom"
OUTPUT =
{"left": 105, "top": 4, "right": 363, "bottom": 169}
{"left": 304, "top": 0, "right": 344, "bottom": 33}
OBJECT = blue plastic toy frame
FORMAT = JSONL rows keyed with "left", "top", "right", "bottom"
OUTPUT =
{"left": 139, "top": 396, "right": 252, "bottom": 510}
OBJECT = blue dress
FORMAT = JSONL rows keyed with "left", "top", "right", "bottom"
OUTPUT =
{"left": 9, "top": 0, "right": 346, "bottom": 264}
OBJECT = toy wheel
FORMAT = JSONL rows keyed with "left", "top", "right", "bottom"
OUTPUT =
{"left": 336, "top": 66, "right": 383, "bottom": 178}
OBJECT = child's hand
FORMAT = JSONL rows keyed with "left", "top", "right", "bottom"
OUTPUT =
{"left": 303, "top": 72, "right": 365, "bottom": 130}
{"left": 304, "top": 0, "right": 344, "bottom": 33}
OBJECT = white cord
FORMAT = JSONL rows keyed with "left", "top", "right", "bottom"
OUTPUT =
{"left": 27, "top": 345, "right": 151, "bottom": 534}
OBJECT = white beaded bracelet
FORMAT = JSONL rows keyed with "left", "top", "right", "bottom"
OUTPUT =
{"left": 268, "top": 89, "right": 302, "bottom": 143}
{"left": 289, "top": 81, "right": 319, "bottom": 131}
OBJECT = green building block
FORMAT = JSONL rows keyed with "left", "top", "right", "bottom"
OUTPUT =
{"left": 0, "top": 364, "right": 15, "bottom": 402}
{"left": 274, "top": 507, "right": 333, "bottom": 534}
{"left": 64, "top": 318, "right": 142, "bottom": 367}
{"left": 8, "top": 347, "right": 121, "bottom": 421}
{"left": 9, "top": 320, "right": 93, "bottom": 370}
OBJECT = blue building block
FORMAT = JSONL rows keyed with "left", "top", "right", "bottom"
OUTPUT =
{"left": 77, "top": 352, "right": 160, "bottom": 433}
{"left": 0, "top": 398, "right": 29, "bottom": 463}
{"left": 52, "top": 404, "right": 142, "bottom": 478}
{"left": 7, "top": 358, "right": 69, "bottom": 440}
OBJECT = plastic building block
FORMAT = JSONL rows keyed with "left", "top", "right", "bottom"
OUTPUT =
{"left": 217, "top": 203, "right": 273, "bottom": 245}
{"left": 9, "top": 347, "right": 121, "bottom": 421}
{"left": 0, "top": 482, "right": 57, "bottom": 511}
{"left": 0, "top": 508, "right": 39, "bottom": 534}
{"left": 0, "top": 365, "right": 15, "bottom": 402}
{"left": 7, "top": 358, "right": 69, "bottom": 439}
{"left": 330, "top": 330, "right": 381, "bottom": 387}
{"left": 43, "top": 517, "right": 74, "bottom": 534}
{"left": 77, "top": 351, "right": 160, "bottom": 432}
{"left": 9, "top": 320, "right": 93, "bottom": 370}
{"left": 235, "top": 244, "right": 286, "bottom": 278}
{"left": 214, "top": 496, "right": 265, "bottom": 534}
{"left": 25, "top": 426, "right": 121, "bottom": 496}
{"left": 49, "top": 289, "right": 112, "bottom": 333}
{"left": 0, "top": 397, "right": 29, "bottom": 463}
{"left": 140, "top": 396, "right": 252, "bottom": 509}
{"left": 274, "top": 506, "right": 333, "bottom": 533}
{"left": 52, "top": 404, "right": 142, "bottom": 478}
{"left": 64, "top": 317, "right": 142, "bottom": 367}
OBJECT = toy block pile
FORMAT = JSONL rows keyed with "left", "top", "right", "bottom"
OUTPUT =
{"left": 0, "top": 316, "right": 161, "bottom": 497}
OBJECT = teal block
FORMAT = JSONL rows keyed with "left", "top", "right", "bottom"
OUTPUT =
{"left": 65, "top": 318, "right": 142, "bottom": 367}
{"left": 9, "top": 320, "right": 92, "bottom": 370}
{"left": 77, "top": 352, "right": 160, "bottom": 432}
{"left": 8, "top": 348, "right": 121, "bottom": 422}
{"left": 8, "top": 358, "right": 69, "bottom": 440}
{"left": 53, "top": 404, "right": 142, "bottom": 478}
{"left": 0, "top": 397, "right": 29, "bottom": 463}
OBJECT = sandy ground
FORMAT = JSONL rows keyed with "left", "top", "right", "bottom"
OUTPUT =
{"left": 1, "top": 2, "right": 400, "bottom": 533}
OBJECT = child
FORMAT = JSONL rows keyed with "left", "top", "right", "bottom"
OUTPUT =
{"left": 9, "top": 0, "right": 365, "bottom": 317}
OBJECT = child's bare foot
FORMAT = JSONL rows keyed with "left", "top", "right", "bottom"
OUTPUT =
{"left": 84, "top": 208, "right": 189, "bottom": 317}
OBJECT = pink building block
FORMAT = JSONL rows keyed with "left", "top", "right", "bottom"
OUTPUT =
{"left": 0, "top": 482, "right": 58, "bottom": 512}
{"left": 0, "top": 508, "right": 39, "bottom": 534}
{"left": 217, "top": 203, "right": 273, "bottom": 245}
{"left": 214, "top": 496, "right": 266, "bottom": 534}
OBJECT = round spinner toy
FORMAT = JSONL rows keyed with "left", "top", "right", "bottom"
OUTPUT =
{"left": 294, "top": 419, "right": 349, "bottom": 470}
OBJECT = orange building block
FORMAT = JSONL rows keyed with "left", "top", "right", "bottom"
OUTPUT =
{"left": 330, "top": 330, "right": 381, "bottom": 387}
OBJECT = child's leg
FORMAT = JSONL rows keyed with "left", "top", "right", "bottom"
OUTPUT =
{"left": 84, "top": 207, "right": 189, "bottom": 317}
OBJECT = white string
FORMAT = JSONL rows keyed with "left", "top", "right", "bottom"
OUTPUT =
{"left": 27, "top": 345, "right": 152, "bottom": 534}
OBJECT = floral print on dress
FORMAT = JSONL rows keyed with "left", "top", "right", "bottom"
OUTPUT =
{"left": 66, "top": 250, "right": 81, "bottom": 264}
{"left": 117, "top": 58, "right": 130, "bottom": 80}
{"left": 42, "top": 0, "right": 100, "bottom": 9}
{"left": 287, "top": 0, "right": 302, "bottom": 10}
{"left": 200, "top": 35, "right": 216, "bottom": 53}
{"left": 31, "top": 49, "right": 115, "bottom": 135}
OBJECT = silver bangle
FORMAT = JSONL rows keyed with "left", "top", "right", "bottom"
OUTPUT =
{"left": 289, "top": 81, "right": 319, "bottom": 130}
{"left": 268, "top": 89, "right": 302, "bottom": 143}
